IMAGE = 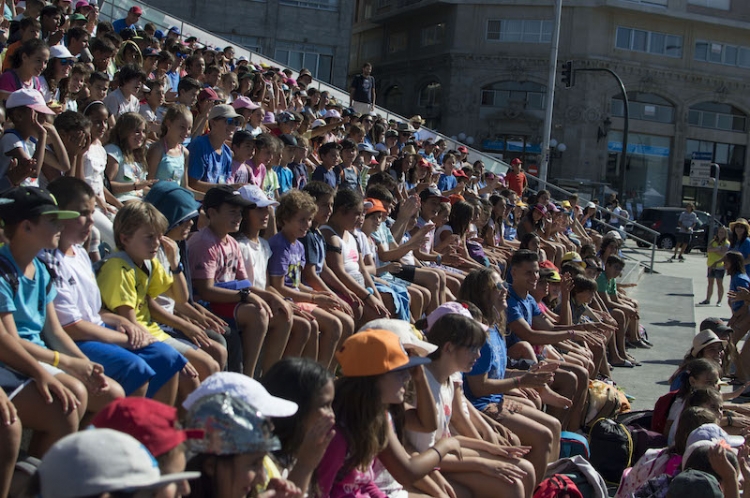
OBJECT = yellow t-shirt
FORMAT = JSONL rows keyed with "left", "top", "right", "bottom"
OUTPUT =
{"left": 707, "top": 239, "right": 730, "bottom": 268}
{"left": 97, "top": 256, "right": 173, "bottom": 341}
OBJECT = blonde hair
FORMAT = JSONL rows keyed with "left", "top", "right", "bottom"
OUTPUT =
{"left": 277, "top": 190, "right": 317, "bottom": 227}
{"left": 159, "top": 104, "right": 192, "bottom": 139}
{"left": 113, "top": 200, "right": 168, "bottom": 249}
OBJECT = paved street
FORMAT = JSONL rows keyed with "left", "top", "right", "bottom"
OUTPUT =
{"left": 608, "top": 244, "right": 729, "bottom": 411}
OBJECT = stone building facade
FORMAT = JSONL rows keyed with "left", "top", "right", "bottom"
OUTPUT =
{"left": 351, "top": 0, "right": 750, "bottom": 218}
{"left": 144, "top": 0, "right": 354, "bottom": 87}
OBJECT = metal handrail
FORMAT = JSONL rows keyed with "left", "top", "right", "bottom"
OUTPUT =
{"left": 99, "top": 0, "right": 510, "bottom": 175}
{"left": 525, "top": 174, "right": 658, "bottom": 273}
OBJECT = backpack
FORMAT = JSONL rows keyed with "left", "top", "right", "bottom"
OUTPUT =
{"left": 632, "top": 473, "right": 673, "bottom": 498}
{"left": 651, "top": 391, "right": 678, "bottom": 434}
{"left": 0, "top": 252, "right": 56, "bottom": 313}
{"left": 533, "top": 474, "right": 584, "bottom": 498}
{"left": 615, "top": 448, "right": 682, "bottom": 498}
{"left": 588, "top": 418, "right": 633, "bottom": 484}
{"left": 560, "top": 431, "right": 590, "bottom": 460}
{"left": 628, "top": 425, "right": 668, "bottom": 463}
{"left": 545, "top": 455, "right": 609, "bottom": 498}
{"left": 584, "top": 380, "right": 622, "bottom": 427}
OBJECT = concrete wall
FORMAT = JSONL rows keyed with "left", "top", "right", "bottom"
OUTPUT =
{"left": 145, "top": 0, "right": 354, "bottom": 87}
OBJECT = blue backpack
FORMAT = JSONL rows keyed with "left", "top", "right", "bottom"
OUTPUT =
{"left": 560, "top": 431, "right": 590, "bottom": 460}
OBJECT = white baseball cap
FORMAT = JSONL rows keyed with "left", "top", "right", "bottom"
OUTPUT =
{"left": 38, "top": 429, "right": 200, "bottom": 498}
{"left": 49, "top": 45, "right": 75, "bottom": 60}
{"left": 361, "top": 319, "right": 438, "bottom": 356}
{"left": 182, "top": 372, "right": 298, "bottom": 417}
{"left": 238, "top": 184, "right": 279, "bottom": 208}
{"left": 606, "top": 230, "right": 622, "bottom": 240}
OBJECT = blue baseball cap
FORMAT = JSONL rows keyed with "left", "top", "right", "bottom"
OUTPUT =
{"left": 143, "top": 182, "right": 200, "bottom": 232}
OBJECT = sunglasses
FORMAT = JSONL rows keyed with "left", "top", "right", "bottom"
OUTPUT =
{"left": 224, "top": 117, "right": 241, "bottom": 126}
{"left": 495, "top": 281, "right": 509, "bottom": 291}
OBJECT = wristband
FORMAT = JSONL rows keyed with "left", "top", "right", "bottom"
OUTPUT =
{"left": 430, "top": 446, "right": 443, "bottom": 463}
{"left": 52, "top": 350, "right": 60, "bottom": 368}
{"left": 436, "top": 254, "right": 442, "bottom": 265}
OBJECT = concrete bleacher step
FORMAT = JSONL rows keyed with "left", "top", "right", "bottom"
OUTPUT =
{"left": 620, "top": 261, "right": 645, "bottom": 287}
{"left": 613, "top": 273, "right": 695, "bottom": 411}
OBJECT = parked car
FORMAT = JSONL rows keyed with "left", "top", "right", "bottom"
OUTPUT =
{"left": 626, "top": 207, "right": 722, "bottom": 252}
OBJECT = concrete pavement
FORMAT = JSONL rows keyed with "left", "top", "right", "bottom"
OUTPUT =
{"left": 606, "top": 244, "right": 725, "bottom": 411}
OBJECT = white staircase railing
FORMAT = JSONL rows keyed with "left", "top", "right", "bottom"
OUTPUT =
{"left": 98, "top": 0, "right": 510, "bottom": 174}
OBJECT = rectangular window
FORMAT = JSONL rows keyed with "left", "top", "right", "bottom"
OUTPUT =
{"left": 615, "top": 26, "right": 682, "bottom": 58}
{"left": 486, "top": 19, "right": 553, "bottom": 43}
{"left": 695, "top": 39, "right": 750, "bottom": 69}
{"left": 279, "top": 0, "right": 339, "bottom": 10}
{"left": 388, "top": 32, "right": 407, "bottom": 53}
{"left": 688, "top": 0, "right": 730, "bottom": 9}
{"left": 421, "top": 23, "right": 446, "bottom": 47}
{"left": 274, "top": 42, "right": 335, "bottom": 82}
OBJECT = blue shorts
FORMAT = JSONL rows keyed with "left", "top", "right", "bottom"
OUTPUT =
{"left": 77, "top": 341, "right": 187, "bottom": 397}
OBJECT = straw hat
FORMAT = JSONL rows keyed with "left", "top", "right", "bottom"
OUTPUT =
{"left": 729, "top": 218, "right": 750, "bottom": 233}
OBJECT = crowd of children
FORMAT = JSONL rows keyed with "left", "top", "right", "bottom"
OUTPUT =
{"left": 0, "top": 2, "right": 747, "bottom": 497}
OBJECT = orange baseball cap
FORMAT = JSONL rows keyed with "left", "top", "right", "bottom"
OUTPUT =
{"left": 336, "top": 329, "right": 431, "bottom": 377}
{"left": 364, "top": 198, "right": 388, "bottom": 216}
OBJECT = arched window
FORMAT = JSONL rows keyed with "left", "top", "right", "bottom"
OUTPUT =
{"left": 480, "top": 81, "right": 546, "bottom": 110}
{"left": 383, "top": 85, "right": 403, "bottom": 112}
{"left": 418, "top": 81, "right": 441, "bottom": 108}
{"left": 688, "top": 102, "right": 747, "bottom": 132}
{"left": 611, "top": 92, "right": 674, "bottom": 123}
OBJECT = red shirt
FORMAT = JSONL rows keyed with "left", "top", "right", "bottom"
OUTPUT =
{"left": 506, "top": 170, "right": 527, "bottom": 197}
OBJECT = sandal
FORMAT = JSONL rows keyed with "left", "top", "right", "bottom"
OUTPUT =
{"left": 611, "top": 360, "right": 635, "bottom": 368}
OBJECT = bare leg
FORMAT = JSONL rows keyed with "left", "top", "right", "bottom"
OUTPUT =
{"left": 311, "top": 307, "right": 344, "bottom": 370}
{"left": 0, "top": 412, "right": 21, "bottom": 498}
{"left": 151, "top": 373, "right": 179, "bottom": 406}
{"left": 286, "top": 315, "right": 313, "bottom": 358}
{"left": 235, "top": 302, "right": 270, "bottom": 377}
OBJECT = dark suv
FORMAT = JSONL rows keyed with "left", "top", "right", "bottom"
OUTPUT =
{"left": 626, "top": 207, "right": 722, "bottom": 252}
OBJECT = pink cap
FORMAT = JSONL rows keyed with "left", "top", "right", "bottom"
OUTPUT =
{"left": 6, "top": 89, "right": 55, "bottom": 115}
{"left": 425, "top": 302, "right": 488, "bottom": 333}
{"left": 75, "top": 0, "right": 91, "bottom": 9}
{"left": 232, "top": 96, "right": 260, "bottom": 111}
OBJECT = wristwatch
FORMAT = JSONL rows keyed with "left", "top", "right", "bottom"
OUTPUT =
{"left": 238, "top": 288, "right": 251, "bottom": 303}
{"left": 171, "top": 262, "right": 184, "bottom": 275}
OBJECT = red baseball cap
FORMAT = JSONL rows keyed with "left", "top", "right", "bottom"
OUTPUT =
{"left": 91, "top": 398, "right": 203, "bottom": 457}
{"left": 453, "top": 169, "right": 469, "bottom": 179}
{"left": 198, "top": 87, "right": 220, "bottom": 102}
{"left": 539, "top": 260, "right": 559, "bottom": 272}
{"left": 457, "top": 145, "right": 468, "bottom": 153}
{"left": 129, "top": 6, "right": 143, "bottom": 14}
{"left": 511, "top": 158, "right": 523, "bottom": 165}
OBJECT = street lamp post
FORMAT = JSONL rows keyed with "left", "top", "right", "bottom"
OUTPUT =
{"left": 539, "top": 0, "right": 562, "bottom": 184}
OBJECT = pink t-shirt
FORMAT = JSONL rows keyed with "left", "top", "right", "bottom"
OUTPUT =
{"left": 230, "top": 160, "right": 250, "bottom": 184}
{"left": 187, "top": 227, "right": 248, "bottom": 288}
{"left": 247, "top": 159, "right": 266, "bottom": 188}
{"left": 0, "top": 70, "right": 40, "bottom": 94}
{"left": 317, "top": 429, "right": 387, "bottom": 498}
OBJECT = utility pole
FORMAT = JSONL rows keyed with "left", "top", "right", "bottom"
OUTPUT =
{"left": 539, "top": 0, "right": 562, "bottom": 184}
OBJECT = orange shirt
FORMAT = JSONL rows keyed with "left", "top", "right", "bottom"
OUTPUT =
{"left": 2, "top": 40, "right": 22, "bottom": 73}
{"left": 506, "top": 170, "right": 527, "bottom": 197}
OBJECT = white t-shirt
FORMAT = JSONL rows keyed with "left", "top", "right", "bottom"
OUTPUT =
{"left": 236, "top": 234, "right": 272, "bottom": 290}
{"left": 406, "top": 368, "right": 456, "bottom": 453}
{"left": 0, "top": 131, "right": 37, "bottom": 188}
{"left": 103, "top": 88, "right": 139, "bottom": 118}
{"left": 83, "top": 143, "right": 107, "bottom": 197}
{"left": 48, "top": 246, "right": 106, "bottom": 328}
{"left": 666, "top": 396, "right": 686, "bottom": 446}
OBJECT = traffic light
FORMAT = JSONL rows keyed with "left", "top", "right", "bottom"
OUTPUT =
{"left": 561, "top": 60, "right": 574, "bottom": 88}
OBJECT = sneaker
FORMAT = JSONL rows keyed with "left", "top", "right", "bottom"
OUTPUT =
{"left": 717, "top": 302, "right": 723, "bottom": 307}
{"left": 668, "top": 256, "right": 675, "bottom": 262}
{"left": 678, "top": 256, "right": 685, "bottom": 261}
{"left": 698, "top": 299, "right": 710, "bottom": 305}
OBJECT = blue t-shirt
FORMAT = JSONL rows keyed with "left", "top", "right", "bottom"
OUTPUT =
{"left": 274, "top": 165, "right": 294, "bottom": 195}
{"left": 731, "top": 238, "right": 750, "bottom": 274}
{"left": 505, "top": 286, "right": 542, "bottom": 347}
{"left": 268, "top": 233, "right": 306, "bottom": 289}
{"left": 188, "top": 135, "right": 232, "bottom": 185}
{"left": 312, "top": 166, "right": 338, "bottom": 189}
{"left": 730, "top": 273, "right": 750, "bottom": 313}
{"left": 464, "top": 325, "right": 506, "bottom": 411}
{"left": 437, "top": 173, "right": 457, "bottom": 192}
{"left": 0, "top": 245, "right": 56, "bottom": 347}
{"left": 300, "top": 229, "right": 326, "bottom": 275}
{"left": 289, "top": 162, "right": 308, "bottom": 190}
{"left": 112, "top": 18, "right": 128, "bottom": 34}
